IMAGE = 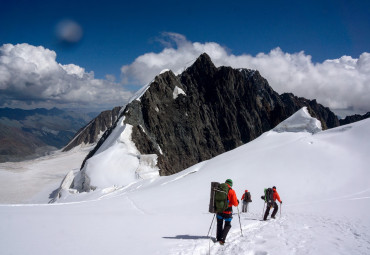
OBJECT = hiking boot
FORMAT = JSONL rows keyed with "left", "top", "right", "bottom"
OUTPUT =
{"left": 271, "top": 216, "right": 276, "bottom": 219}
{"left": 219, "top": 241, "right": 225, "bottom": 245}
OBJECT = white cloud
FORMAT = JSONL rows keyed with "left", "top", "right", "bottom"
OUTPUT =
{"left": 0, "top": 43, "right": 131, "bottom": 110}
{"left": 121, "top": 33, "right": 370, "bottom": 115}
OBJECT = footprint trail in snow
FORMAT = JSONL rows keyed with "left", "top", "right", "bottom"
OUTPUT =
{"left": 170, "top": 211, "right": 370, "bottom": 255}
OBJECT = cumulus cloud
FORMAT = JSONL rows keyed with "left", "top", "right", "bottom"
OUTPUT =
{"left": 0, "top": 43, "right": 131, "bottom": 110}
{"left": 121, "top": 33, "right": 370, "bottom": 115}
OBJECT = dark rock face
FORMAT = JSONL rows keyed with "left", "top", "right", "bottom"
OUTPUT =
{"left": 63, "top": 106, "right": 122, "bottom": 151}
{"left": 339, "top": 112, "right": 370, "bottom": 126}
{"left": 82, "top": 53, "right": 340, "bottom": 176}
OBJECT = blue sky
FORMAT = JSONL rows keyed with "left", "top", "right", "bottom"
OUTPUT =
{"left": 2, "top": 0, "right": 368, "bottom": 79}
{"left": 0, "top": 0, "right": 369, "bottom": 114}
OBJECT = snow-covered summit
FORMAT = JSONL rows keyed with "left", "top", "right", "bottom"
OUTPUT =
{"left": 159, "top": 68, "right": 170, "bottom": 74}
{"left": 273, "top": 107, "right": 322, "bottom": 134}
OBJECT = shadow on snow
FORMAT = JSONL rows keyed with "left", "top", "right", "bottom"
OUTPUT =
{"left": 163, "top": 235, "right": 215, "bottom": 242}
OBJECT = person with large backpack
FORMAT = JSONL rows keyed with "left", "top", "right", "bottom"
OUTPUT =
{"left": 215, "top": 179, "right": 239, "bottom": 245}
{"left": 260, "top": 186, "right": 282, "bottom": 220}
{"left": 241, "top": 189, "right": 252, "bottom": 213}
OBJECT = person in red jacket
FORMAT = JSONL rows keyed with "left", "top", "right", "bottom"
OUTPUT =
{"left": 216, "top": 179, "right": 239, "bottom": 245}
{"left": 241, "top": 189, "right": 252, "bottom": 213}
{"left": 262, "top": 186, "right": 282, "bottom": 220}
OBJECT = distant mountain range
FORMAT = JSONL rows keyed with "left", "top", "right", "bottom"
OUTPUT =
{"left": 0, "top": 108, "right": 99, "bottom": 162}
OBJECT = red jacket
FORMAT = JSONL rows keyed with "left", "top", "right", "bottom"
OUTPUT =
{"left": 241, "top": 190, "right": 247, "bottom": 200}
{"left": 273, "top": 188, "right": 281, "bottom": 203}
{"left": 224, "top": 184, "right": 238, "bottom": 214}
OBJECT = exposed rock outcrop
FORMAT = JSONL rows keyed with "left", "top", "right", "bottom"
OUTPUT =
{"left": 63, "top": 106, "right": 122, "bottom": 151}
{"left": 339, "top": 112, "right": 370, "bottom": 126}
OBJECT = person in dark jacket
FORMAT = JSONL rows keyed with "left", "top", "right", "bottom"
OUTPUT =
{"left": 216, "top": 179, "right": 239, "bottom": 245}
{"left": 241, "top": 189, "right": 252, "bottom": 213}
{"left": 261, "top": 186, "right": 282, "bottom": 220}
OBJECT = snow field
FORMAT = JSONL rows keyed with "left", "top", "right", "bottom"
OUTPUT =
{"left": 0, "top": 145, "right": 93, "bottom": 204}
{"left": 0, "top": 109, "right": 369, "bottom": 254}
{"left": 168, "top": 209, "right": 370, "bottom": 255}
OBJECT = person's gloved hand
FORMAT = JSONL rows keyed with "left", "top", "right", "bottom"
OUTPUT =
{"left": 237, "top": 199, "right": 240, "bottom": 204}
{"left": 261, "top": 196, "right": 264, "bottom": 200}
{"left": 280, "top": 201, "right": 283, "bottom": 204}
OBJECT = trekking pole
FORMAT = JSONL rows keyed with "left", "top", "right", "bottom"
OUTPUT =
{"left": 207, "top": 214, "right": 216, "bottom": 237}
{"left": 237, "top": 206, "right": 243, "bottom": 236}
{"left": 280, "top": 202, "right": 282, "bottom": 218}
{"left": 208, "top": 215, "right": 216, "bottom": 255}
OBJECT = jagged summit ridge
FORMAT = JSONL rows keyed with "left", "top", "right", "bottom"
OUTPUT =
{"left": 128, "top": 68, "right": 182, "bottom": 103}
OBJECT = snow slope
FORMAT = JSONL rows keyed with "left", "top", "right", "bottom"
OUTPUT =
{"left": 1, "top": 108, "right": 369, "bottom": 255}
{"left": 273, "top": 106, "right": 322, "bottom": 133}
{"left": 0, "top": 145, "right": 93, "bottom": 204}
{"left": 73, "top": 117, "right": 160, "bottom": 191}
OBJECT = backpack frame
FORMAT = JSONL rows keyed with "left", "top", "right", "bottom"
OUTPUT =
{"left": 209, "top": 182, "right": 230, "bottom": 213}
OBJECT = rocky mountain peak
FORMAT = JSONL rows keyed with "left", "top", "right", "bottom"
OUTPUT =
{"left": 184, "top": 52, "right": 217, "bottom": 77}
{"left": 70, "top": 53, "right": 340, "bottom": 191}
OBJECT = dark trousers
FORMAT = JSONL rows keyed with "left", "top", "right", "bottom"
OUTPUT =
{"left": 242, "top": 201, "right": 249, "bottom": 212}
{"left": 264, "top": 202, "right": 278, "bottom": 220}
{"left": 216, "top": 213, "right": 232, "bottom": 242}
